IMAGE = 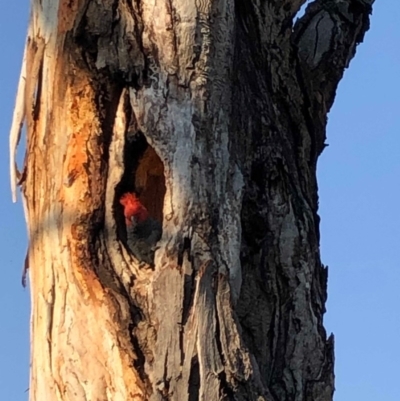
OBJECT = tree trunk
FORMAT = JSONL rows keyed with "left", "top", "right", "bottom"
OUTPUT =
{"left": 10, "top": 0, "right": 374, "bottom": 400}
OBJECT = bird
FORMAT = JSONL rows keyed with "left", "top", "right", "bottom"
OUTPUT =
{"left": 119, "top": 192, "right": 162, "bottom": 264}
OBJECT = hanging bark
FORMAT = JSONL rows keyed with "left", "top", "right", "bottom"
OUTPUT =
{"left": 10, "top": 0, "right": 374, "bottom": 400}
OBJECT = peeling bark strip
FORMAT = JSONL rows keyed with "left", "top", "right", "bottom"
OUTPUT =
{"left": 10, "top": 0, "right": 374, "bottom": 400}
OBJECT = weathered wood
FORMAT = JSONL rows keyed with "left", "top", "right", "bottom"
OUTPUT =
{"left": 10, "top": 0, "right": 374, "bottom": 400}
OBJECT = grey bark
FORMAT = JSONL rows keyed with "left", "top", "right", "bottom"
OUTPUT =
{"left": 9, "top": 0, "right": 374, "bottom": 400}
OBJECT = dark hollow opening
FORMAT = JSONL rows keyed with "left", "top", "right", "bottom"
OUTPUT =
{"left": 116, "top": 131, "right": 166, "bottom": 226}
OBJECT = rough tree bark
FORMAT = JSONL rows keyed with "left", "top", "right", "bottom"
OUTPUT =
{"left": 10, "top": 0, "right": 374, "bottom": 400}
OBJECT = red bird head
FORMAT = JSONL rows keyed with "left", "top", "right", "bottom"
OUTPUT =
{"left": 120, "top": 192, "right": 149, "bottom": 225}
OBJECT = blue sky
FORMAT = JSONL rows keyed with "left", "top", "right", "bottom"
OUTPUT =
{"left": 1, "top": 2, "right": 399, "bottom": 400}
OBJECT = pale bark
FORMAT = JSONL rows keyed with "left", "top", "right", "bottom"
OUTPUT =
{"left": 10, "top": 0, "right": 374, "bottom": 400}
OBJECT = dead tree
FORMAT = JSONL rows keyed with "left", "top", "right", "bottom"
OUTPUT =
{"left": 10, "top": 0, "right": 374, "bottom": 400}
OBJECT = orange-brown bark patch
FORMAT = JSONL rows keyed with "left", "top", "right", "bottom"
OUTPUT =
{"left": 58, "top": 0, "right": 85, "bottom": 34}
